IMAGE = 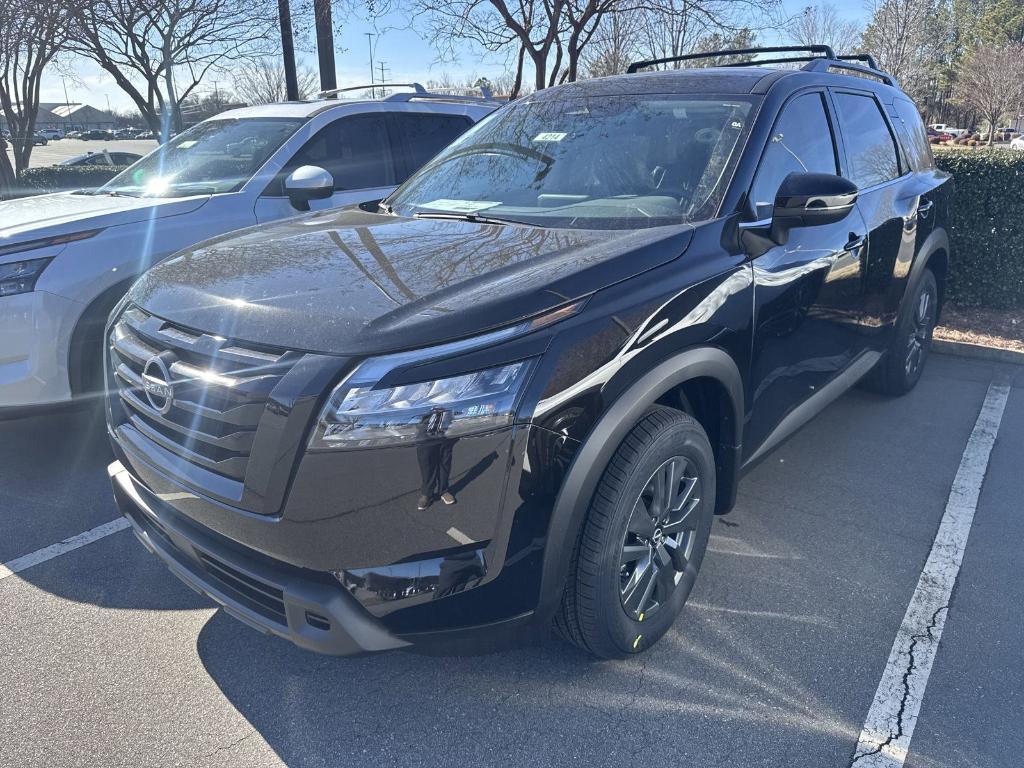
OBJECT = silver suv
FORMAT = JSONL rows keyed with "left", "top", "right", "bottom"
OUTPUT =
{"left": 0, "top": 85, "right": 499, "bottom": 413}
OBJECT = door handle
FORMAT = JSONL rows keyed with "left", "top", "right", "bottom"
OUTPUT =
{"left": 845, "top": 234, "right": 866, "bottom": 251}
{"left": 917, "top": 199, "right": 934, "bottom": 219}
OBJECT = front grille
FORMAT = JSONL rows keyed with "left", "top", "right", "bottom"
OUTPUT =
{"left": 108, "top": 306, "right": 298, "bottom": 485}
{"left": 196, "top": 552, "right": 288, "bottom": 625}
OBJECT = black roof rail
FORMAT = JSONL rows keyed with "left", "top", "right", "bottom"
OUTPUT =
{"left": 836, "top": 53, "right": 879, "bottom": 69}
{"left": 626, "top": 45, "right": 836, "bottom": 74}
{"left": 801, "top": 57, "right": 897, "bottom": 87}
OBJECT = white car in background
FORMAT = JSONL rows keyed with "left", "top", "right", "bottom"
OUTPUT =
{"left": 0, "top": 85, "right": 499, "bottom": 412}
{"left": 1010, "top": 136, "right": 1024, "bottom": 150}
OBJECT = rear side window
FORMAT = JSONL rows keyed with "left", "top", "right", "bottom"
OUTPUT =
{"left": 289, "top": 114, "right": 396, "bottom": 191}
{"left": 749, "top": 92, "right": 839, "bottom": 218}
{"left": 391, "top": 113, "right": 473, "bottom": 180}
{"left": 892, "top": 99, "right": 934, "bottom": 171}
{"left": 834, "top": 92, "right": 901, "bottom": 188}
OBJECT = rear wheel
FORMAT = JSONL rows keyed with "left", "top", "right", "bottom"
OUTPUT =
{"left": 555, "top": 406, "right": 715, "bottom": 659}
{"left": 866, "top": 269, "right": 938, "bottom": 396}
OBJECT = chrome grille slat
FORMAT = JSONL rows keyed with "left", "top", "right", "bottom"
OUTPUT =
{"left": 118, "top": 388, "right": 257, "bottom": 452}
{"left": 125, "top": 414, "right": 251, "bottom": 478}
{"left": 109, "top": 306, "right": 296, "bottom": 485}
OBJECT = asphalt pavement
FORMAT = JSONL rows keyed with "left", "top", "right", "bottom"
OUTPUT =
{"left": 7, "top": 138, "right": 159, "bottom": 168}
{"left": 0, "top": 353, "right": 1021, "bottom": 767}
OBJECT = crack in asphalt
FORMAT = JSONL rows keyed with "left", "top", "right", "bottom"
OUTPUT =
{"left": 850, "top": 605, "right": 948, "bottom": 765}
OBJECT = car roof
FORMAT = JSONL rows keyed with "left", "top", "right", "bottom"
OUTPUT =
{"left": 207, "top": 96, "right": 497, "bottom": 121}
{"left": 525, "top": 64, "right": 903, "bottom": 100}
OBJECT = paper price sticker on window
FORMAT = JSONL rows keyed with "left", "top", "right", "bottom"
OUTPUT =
{"left": 533, "top": 132, "right": 567, "bottom": 142}
{"left": 419, "top": 199, "right": 501, "bottom": 214}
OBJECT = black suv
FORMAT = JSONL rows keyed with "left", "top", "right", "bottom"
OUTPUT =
{"left": 106, "top": 47, "right": 951, "bottom": 659}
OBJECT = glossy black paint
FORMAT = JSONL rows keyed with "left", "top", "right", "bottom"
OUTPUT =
{"left": 109, "top": 64, "right": 952, "bottom": 653}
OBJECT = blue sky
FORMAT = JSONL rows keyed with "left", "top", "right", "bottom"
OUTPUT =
{"left": 40, "top": 0, "right": 869, "bottom": 113}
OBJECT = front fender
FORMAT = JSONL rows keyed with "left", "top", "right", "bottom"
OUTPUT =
{"left": 534, "top": 345, "right": 744, "bottom": 624}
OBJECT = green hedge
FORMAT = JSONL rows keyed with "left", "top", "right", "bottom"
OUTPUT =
{"left": 12, "top": 165, "right": 128, "bottom": 198}
{"left": 933, "top": 149, "right": 1024, "bottom": 309}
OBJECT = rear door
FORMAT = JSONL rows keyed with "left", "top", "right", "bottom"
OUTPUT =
{"left": 745, "top": 89, "right": 870, "bottom": 455}
{"left": 254, "top": 112, "right": 399, "bottom": 222}
{"left": 829, "top": 88, "right": 919, "bottom": 352}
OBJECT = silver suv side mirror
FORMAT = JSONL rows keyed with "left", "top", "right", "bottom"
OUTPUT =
{"left": 284, "top": 165, "right": 334, "bottom": 211}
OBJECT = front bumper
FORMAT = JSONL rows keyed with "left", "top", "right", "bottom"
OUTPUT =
{"left": 109, "top": 460, "right": 410, "bottom": 656}
{"left": 0, "top": 290, "right": 83, "bottom": 410}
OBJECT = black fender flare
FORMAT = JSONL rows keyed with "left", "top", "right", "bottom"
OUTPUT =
{"left": 68, "top": 277, "right": 138, "bottom": 397}
{"left": 534, "top": 346, "right": 744, "bottom": 623}
{"left": 908, "top": 227, "right": 950, "bottom": 301}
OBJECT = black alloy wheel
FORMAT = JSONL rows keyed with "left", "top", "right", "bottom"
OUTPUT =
{"left": 619, "top": 456, "right": 701, "bottom": 621}
{"left": 555, "top": 406, "right": 715, "bottom": 659}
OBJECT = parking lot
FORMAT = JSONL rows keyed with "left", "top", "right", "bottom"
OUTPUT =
{"left": 1, "top": 353, "right": 1022, "bottom": 767}
{"left": 9, "top": 138, "right": 158, "bottom": 167}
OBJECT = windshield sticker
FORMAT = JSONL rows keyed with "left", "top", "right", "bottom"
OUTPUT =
{"left": 533, "top": 132, "right": 567, "bottom": 142}
{"left": 176, "top": 140, "right": 198, "bottom": 149}
{"left": 419, "top": 199, "right": 501, "bottom": 213}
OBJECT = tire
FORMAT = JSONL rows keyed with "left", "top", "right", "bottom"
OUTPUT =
{"left": 555, "top": 406, "right": 715, "bottom": 659}
{"left": 865, "top": 269, "right": 938, "bottom": 396}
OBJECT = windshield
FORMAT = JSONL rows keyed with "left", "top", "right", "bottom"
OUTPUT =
{"left": 388, "top": 94, "right": 756, "bottom": 229}
{"left": 97, "top": 118, "right": 303, "bottom": 198}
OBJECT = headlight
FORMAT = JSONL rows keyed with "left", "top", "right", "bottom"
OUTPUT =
{"left": 0, "top": 258, "right": 52, "bottom": 297}
{"left": 309, "top": 360, "right": 535, "bottom": 450}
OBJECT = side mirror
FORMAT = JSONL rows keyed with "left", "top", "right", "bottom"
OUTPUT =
{"left": 284, "top": 165, "right": 334, "bottom": 211}
{"left": 770, "top": 172, "right": 858, "bottom": 245}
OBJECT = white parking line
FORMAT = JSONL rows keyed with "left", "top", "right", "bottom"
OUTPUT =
{"left": 851, "top": 379, "right": 1011, "bottom": 766}
{"left": 0, "top": 518, "right": 131, "bottom": 581}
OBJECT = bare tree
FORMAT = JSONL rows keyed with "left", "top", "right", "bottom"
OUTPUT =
{"left": 233, "top": 57, "right": 320, "bottom": 103}
{"left": 953, "top": 42, "right": 1024, "bottom": 143}
{"left": 862, "top": 0, "right": 948, "bottom": 100}
{"left": 583, "top": 12, "right": 642, "bottom": 77}
{"left": 0, "top": 0, "right": 72, "bottom": 177}
{"left": 786, "top": 4, "right": 863, "bottom": 54}
{"left": 70, "top": 0, "right": 277, "bottom": 138}
{"left": 634, "top": 0, "right": 778, "bottom": 69}
{"left": 411, "top": 0, "right": 779, "bottom": 95}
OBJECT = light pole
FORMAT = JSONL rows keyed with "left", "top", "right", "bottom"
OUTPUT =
{"left": 366, "top": 33, "right": 376, "bottom": 98}
{"left": 278, "top": 0, "right": 299, "bottom": 100}
{"left": 314, "top": 0, "right": 337, "bottom": 93}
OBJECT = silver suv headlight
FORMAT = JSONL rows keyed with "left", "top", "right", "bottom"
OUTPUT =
{"left": 0, "top": 258, "right": 52, "bottom": 297}
{"left": 309, "top": 359, "right": 535, "bottom": 450}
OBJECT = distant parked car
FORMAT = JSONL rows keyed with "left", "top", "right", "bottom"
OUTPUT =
{"left": 926, "top": 128, "right": 953, "bottom": 142}
{"left": 58, "top": 150, "right": 143, "bottom": 166}
{"left": 0, "top": 84, "right": 498, "bottom": 412}
{"left": 78, "top": 129, "right": 113, "bottom": 140}
{"left": 132, "top": 130, "right": 156, "bottom": 140}
{"left": 38, "top": 129, "right": 64, "bottom": 140}
{"left": 928, "top": 123, "right": 967, "bottom": 138}
{"left": 1010, "top": 136, "right": 1024, "bottom": 150}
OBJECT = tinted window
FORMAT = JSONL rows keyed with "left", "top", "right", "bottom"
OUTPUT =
{"left": 388, "top": 95, "right": 755, "bottom": 230}
{"left": 750, "top": 92, "right": 838, "bottom": 218}
{"left": 893, "top": 99, "right": 934, "bottom": 172}
{"left": 834, "top": 92, "right": 901, "bottom": 188}
{"left": 289, "top": 114, "right": 395, "bottom": 191}
{"left": 392, "top": 113, "right": 472, "bottom": 178}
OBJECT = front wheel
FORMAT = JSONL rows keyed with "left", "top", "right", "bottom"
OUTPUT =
{"left": 866, "top": 269, "right": 938, "bottom": 396}
{"left": 555, "top": 406, "right": 715, "bottom": 659}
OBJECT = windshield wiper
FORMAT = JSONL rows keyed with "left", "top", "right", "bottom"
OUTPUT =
{"left": 413, "top": 211, "right": 541, "bottom": 228}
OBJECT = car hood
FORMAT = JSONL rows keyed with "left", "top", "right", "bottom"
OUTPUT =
{"left": 130, "top": 208, "right": 695, "bottom": 355}
{"left": 0, "top": 192, "right": 209, "bottom": 244}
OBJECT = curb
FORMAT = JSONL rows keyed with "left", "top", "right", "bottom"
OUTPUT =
{"left": 933, "top": 338, "right": 1024, "bottom": 366}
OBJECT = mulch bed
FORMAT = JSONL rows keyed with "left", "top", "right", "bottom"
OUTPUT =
{"left": 936, "top": 303, "right": 1024, "bottom": 354}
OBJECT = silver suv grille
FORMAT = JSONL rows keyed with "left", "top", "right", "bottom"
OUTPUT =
{"left": 108, "top": 306, "right": 298, "bottom": 484}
